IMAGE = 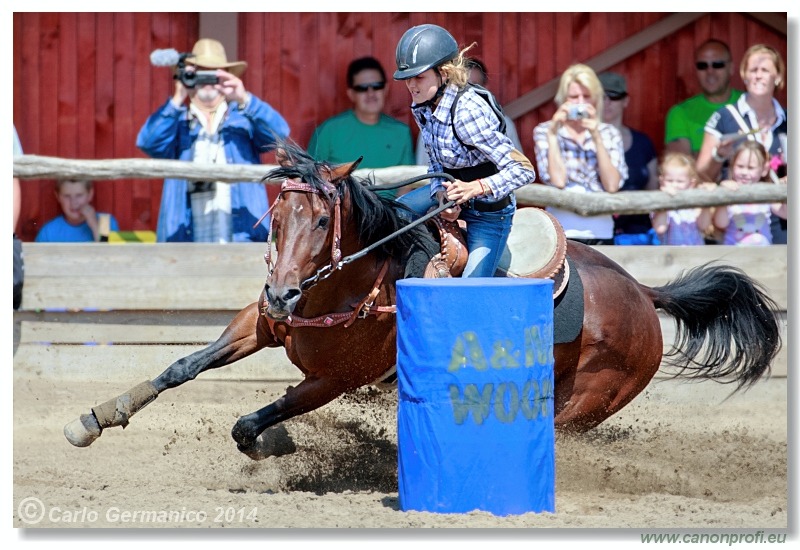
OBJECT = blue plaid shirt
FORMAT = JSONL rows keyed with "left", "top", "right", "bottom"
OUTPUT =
{"left": 533, "top": 121, "right": 628, "bottom": 192}
{"left": 414, "top": 85, "right": 535, "bottom": 201}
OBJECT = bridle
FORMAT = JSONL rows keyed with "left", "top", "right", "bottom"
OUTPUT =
{"left": 258, "top": 172, "right": 456, "bottom": 328}
{"left": 261, "top": 173, "right": 456, "bottom": 292}
{"left": 260, "top": 177, "right": 391, "bottom": 328}
{"left": 261, "top": 178, "right": 344, "bottom": 290}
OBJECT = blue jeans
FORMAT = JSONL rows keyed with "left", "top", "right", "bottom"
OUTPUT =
{"left": 398, "top": 185, "right": 514, "bottom": 278}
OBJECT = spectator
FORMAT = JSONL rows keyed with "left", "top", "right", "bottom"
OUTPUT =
{"left": 137, "top": 38, "right": 290, "bottom": 242}
{"left": 598, "top": 71, "right": 660, "bottom": 245}
{"left": 664, "top": 39, "right": 743, "bottom": 157}
{"left": 393, "top": 23, "right": 535, "bottom": 278}
{"left": 651, "top": 153, "right": 713, "bottom": 246}
{"left": 13, "top": 126, "right": 23, "bottom": 310}
{"left": 533, "top": 64, "right": 627, "bottom": 245}
{"left": 308, "top": 56, "right": 415, "bottom": 199}
{"left": 415, "top": 58, "right": 523, "bottom": 165}
{"left": 712, "top": 141, "right": 786, "bottom": 246}
{"left": 35, "top": 180, "right": 120, "bottom": 242}
{"left": 696, "top": 44, "right": 787, "bottom": 243}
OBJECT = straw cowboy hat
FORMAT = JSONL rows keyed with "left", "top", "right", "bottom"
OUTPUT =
{"left": 188, "top": 38, "right": 247, "bottom": 76}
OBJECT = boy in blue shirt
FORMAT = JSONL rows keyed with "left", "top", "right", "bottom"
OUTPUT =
{"left": 35, "top": 180, "right": 119, "bottom": 242}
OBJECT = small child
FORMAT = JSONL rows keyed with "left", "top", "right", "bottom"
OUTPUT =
{"left": 35, "top": 180, "right": 119, "bottom": 242}
{"left": 651, "top": 153, "right": 713, "bottom": 246}
{"left": 713, "top": 141, "right": 786, "bottom": 246}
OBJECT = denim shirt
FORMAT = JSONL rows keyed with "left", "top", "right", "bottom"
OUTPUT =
{"left": 136, "top": 94, "right": 290, "bottom": 242}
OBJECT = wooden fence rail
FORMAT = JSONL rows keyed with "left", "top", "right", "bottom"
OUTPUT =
{"left": 14, "top": 155, "right": 787, "bottom": 216}
{"left": 13, "top": 243, "right": 787, "bottom": 382}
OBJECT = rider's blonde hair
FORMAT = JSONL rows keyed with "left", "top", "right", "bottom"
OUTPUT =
{"left": 438, "top": 42, "right": 478, "bottom": 89}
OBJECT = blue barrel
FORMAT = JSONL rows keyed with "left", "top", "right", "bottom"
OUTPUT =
{"left": 396, "top": 278, "right": 555, "bottom": 515}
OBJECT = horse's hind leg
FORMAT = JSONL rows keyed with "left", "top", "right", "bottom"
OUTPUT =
{"left": 555, "top": 346, "right": 660, "bottom": 433}
{"left": 64, "top": 303, "right": 271, "bottom": 447}
{"left": 554, "top": 279, "right": 663, "bottom": 433}
{"left": 231, "top": 375, "right": 351, "bottom": 460}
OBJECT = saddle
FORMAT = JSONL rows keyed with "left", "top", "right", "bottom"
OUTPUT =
{"left": 423, "top": 216, "right": 468, "bottom": 278}
{"left": 424, "top": 207, "right": 569, "bottom": 298}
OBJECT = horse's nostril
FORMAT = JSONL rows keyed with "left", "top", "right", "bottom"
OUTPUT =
{"left": 283, "top": 288, "right": 302, "bottom": 304}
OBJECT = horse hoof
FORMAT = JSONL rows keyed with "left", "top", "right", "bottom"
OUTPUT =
{"left": 237, "top": 425, "right": 296, "bottom": 461}
{"left": 64, "top": 414, "right": 102, "bottom": 447}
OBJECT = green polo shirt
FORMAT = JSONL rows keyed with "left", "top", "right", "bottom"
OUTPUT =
{"left": 664, "top": 89, "right": 743, "bottom": 154}
{"left": 308, "top": 110, "right": 415, "bottom": 198}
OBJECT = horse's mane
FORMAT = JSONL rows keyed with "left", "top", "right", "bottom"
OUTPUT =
{"left": 264, "top": 140, "right": 432, "bottom": 262}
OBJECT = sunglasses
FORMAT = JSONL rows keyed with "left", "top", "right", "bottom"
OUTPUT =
{"left": 352, "top": 81, "right": 386, "bottom": 92}
{"left": 604, "top": 92, "right": 628, "bottom": 101}
{"left": 695, "top": 60, "right": 728, "bottom": 71}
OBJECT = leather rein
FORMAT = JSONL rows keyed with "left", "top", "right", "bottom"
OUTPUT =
{"left": 259, "top": 174, "right": 455, "bottom": 328}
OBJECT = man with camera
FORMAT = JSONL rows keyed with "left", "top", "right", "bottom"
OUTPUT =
{"left": 533, "top": 63, "right": 627, "bottom": 245}
{"left": 137, "top": 38, "right": 290, "bottom": 243}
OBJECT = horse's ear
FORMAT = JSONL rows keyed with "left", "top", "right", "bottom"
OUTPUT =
{"left": 326, "top": 156, "right": 363, "bottom": 183}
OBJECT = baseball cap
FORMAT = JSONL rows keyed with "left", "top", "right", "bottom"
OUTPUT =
{"left": 598, "top": 72, "right": 628, "bottom": 100}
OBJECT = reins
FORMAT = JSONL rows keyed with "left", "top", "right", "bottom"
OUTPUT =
{"left": 330, "top": 172, "right": 456, "bottom": 271}
{"left": 258, "top": 171, "right": 456, "bottom": 327}
{"left": 365, "top": 170, "right": 453, "bottom": 191}
{"left": 262, "top": 172, "right": 455, "bottom": 291}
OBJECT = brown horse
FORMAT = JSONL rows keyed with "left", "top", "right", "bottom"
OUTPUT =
{"left": 64, "top": 142, "right": 782, "bottom": 460}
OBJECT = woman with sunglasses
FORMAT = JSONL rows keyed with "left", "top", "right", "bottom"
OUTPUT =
{"left": 696, "top": 44, "right": 787, "bottom": 242}
{"left": 393, "top": 24, "right": 535, "bottom": 278}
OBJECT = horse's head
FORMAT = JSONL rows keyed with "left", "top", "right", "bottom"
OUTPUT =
{"left": 261, "top": 143, "right": 363, "bottom": 320}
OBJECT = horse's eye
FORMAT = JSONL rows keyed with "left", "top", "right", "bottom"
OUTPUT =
{"left": 317, "top": 216, "right": 330, "bottom": 229}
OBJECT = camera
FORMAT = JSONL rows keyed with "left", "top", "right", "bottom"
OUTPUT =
{"left": 172, "top": 51, "right": 218, "bottom": 88}
{"left": 150, "top": 49, "right": 220, "bottom": 89}
{"left": 566, "top": 104, "right": 590, "bottom": 120}
{"left": 176, "top": 68, "right": 219, "bottom": 88}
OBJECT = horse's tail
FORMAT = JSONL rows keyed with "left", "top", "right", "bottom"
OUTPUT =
{"left": 649, "top": 262, "right": 782, "bottom": 391}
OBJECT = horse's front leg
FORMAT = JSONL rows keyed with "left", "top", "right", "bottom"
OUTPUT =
{"left": 231, "top": 375, "right": 351, "bottom": 460}
{"left": 64, "top": 303, "right": 273, "bottom": 447}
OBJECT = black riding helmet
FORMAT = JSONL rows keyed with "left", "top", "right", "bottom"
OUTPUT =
{"left": 393, "top": 24, "right": 459, "bottom": 80}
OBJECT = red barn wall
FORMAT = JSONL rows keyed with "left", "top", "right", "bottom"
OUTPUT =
{"left": 13, "top": 12, "right": 787, "bottom": 242}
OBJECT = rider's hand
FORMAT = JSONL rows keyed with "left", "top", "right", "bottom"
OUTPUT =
{"left": 436, "top": 189, "right": 460, "bottom": 222}
{"left": 443, "top": 179, "right": 485, "bottom": 205}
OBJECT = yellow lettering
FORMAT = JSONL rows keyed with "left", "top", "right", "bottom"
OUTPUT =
{"left": 449, "top": 383, "right": 493, "bottom": 425}
{"left": 520, "top": 379, "right": 541, "bottom": 420}
{"left": 525, "top": 324, "right": 553, "bottom": 367}
{"left": 447, "top": 331, "right": 488, "bottom": 372}
{"left": 489, "top": 339, "right": 521, "bottom": 370}
{"left": 493, "top": 382, "right": 520, "bottom": 423}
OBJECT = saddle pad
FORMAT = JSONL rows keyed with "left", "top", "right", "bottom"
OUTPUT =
{"left": 553, "top": 256, "right": 584, "bottom": 344}
{"left": 404, "top": 227, "right": 441, "bottom": 279}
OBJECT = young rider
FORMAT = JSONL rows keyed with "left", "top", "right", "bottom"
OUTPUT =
{"left": 393, "top": 24, "right": 535, "bottom": 277}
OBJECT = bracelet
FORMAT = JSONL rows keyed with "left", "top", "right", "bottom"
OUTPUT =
{"left": 711, "top": 146, "right": 726, "bottom": 163}
{"left": 478, "top": 179, "right": 487, "bottom": 196}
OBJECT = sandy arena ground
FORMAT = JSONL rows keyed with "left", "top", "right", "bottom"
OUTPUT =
{"left": 12, "top": 365, "right": 788, "bottom": 538}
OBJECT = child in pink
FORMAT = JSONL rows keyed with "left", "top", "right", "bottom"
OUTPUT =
{"left": 651, "top": 153, "right": 713, "bottom": 245}
{"left": 713, "top": 141, "right": 786, "bottom": 246}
